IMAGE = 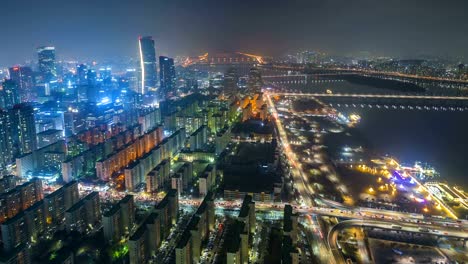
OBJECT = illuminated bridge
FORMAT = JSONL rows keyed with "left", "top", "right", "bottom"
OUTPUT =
{"left": 271, "top": 92, "right": 468, "bottom": 109}
{"left": 259, "top": 64, "right": 468, "bottom": 86}
{"left": 275, "top": 92, "right": 468, "bottom": 100}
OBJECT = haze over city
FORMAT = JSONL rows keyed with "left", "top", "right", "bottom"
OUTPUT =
{"left": 1, "top": 0, "right": 468, "bottom": 65}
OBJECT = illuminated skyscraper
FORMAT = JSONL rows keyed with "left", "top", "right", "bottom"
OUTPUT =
{"left": 247, "top": 67, "right": 263, "bottom": 93}
{"left": 159, "top": 56, "right": 176, "bottom": 99}
{"left": 138, "top": 36, "right": 157, "bottom": 94}
{"left": 0, "top": 79, "right": 20, "bottom": 109}
{"left": 76, "top": 64, "right": 88, "bottom": 86}
{"left": 224, "top": 67, "right": 239, "bottom": 95}
{"left": 37, "top": 46, "right": 57, "bottom": 83}
{"left": 10, "top": 104, "right": 37, "bottom": 155}
{"left": 0, "top": 110, "right": 14, "bottom": 169}
{"left": 8, "top": 67, "right": 35, "bottom": 102}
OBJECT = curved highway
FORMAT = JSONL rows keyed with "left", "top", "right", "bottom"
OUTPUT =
{"left": 328, "top": 219, "right": 468, "bottom": 264}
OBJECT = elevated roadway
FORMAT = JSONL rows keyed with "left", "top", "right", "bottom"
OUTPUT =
{"left": 328, "top": 219, "right": 468, "bottom": 264}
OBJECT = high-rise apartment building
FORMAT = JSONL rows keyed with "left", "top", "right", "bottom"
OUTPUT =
{"left": 10, "top": 103, "right": 37, "bottom": 155}
{"left": 0, "top": 79, "right": 20, "bottom": 109}
{"left": 8, "top": 66, "right": 35, "bottom": 102}
{"left": 0, "top": 111, "right": 15, "bottom": 169}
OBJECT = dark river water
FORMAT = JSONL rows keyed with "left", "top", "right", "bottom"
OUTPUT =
{"left": 343, "top": 108, "right": 468, "bottom": 189}
{"left": 285, "top": 78, "right": 468, "bottom": 189}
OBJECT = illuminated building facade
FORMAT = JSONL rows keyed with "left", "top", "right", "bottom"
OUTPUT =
{"left": 159, "top": 56, "right": 176, "bottom": 99}
{"left": 8, "top": 66, "right": 35, "bottom": 102}
{"left": 0, "top": 79, "right": 20, "bottom": 109}
{"left": 10, "top": 103, "right": 37, "bottom": 155}
{"left": 37, "top": 46, "right": 57, "bottom": 83}
{"left": 138, "top": 36, "right": 157, "bottom": 94}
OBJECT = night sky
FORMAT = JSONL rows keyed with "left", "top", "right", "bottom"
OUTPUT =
{"left": 1, "top": 0, "right": 467, "bottom": 65}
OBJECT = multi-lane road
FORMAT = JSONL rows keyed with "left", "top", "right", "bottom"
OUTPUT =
{"left": 328, "top": 219, "right": 468, "bottom": 264}
{"left": 266, "top": 92, "right": 317, "bottom": 206}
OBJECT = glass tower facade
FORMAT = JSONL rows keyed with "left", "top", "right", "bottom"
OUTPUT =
{"left": 37, "top": 46, "right": 57, "bottom": 83}
{"left": 159, "top": 56, "right": 176, "bottom": 99}
{"left": 138, "top": 36, "right": 157, "bottom": 94}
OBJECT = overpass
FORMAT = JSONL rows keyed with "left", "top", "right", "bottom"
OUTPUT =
{"left": 327, "top": 219, "right": 468, "bottom": 264}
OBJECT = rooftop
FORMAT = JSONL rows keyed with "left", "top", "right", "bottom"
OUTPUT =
{"left": 238, "top": 195, "right": 253, "bottom": 218}
{"left": 103, "top": 203, "right": 121, "bottom": 217}
{"left": 176, "top": 230, "right": 191, "bottom": 249}
{"left": 224, "top": 220, "right": 245, "bottom": 253}
{"left": 283, "top": 204, "right": 293, "bottom": 232}
{"left": 129, "top": 224, "right": 147, "bottom": 241}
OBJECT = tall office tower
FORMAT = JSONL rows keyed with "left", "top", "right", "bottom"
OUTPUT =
{"left": 0, "top": 111, "right": 14, "bottom": 169}
{"left": 8, "top": 67, "right": 35, "bottom": 102}
{"left": 138, "top": 36, "right": 157, "bottom": 94}
{"left": 76, "top": 64, "right": 88, "bottom": 85}
{"left": 224, "top": 67, "right": 239, "bottom": 95}
{"left": 86, "top": 69, "right": 99, "bottom": 102}
{"left": 159, "top": 56, "right": 176, "bottom": 99}
{"left": 37, "top": 46, "right": 57, "bottom": 83}
{"left": 10, "top": 104, "right": 37, "bottom": 155}
{"left": 247, "top": 67, "right": 263, "bottom": 93}
{"left": 0, "top": 79, "right": 20, "bottom": 109}
{"left": 125, "top": 68, "right": 139, "bottom": 93}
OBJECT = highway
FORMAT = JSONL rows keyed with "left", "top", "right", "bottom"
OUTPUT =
{"left": 265, "top": 92, "right": 316, "bottom": 206}
{"left": 327, "top": 219, "right": 468, "bottom": 264}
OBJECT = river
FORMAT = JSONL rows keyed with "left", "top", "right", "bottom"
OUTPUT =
{"left": 281, "top": 77, "right": 468, "bottom": 189}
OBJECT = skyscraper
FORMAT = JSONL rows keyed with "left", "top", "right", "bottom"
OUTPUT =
{"left": 37, "top": 46, "right": 57, "bottom": 83}
{"left": 247, "top": 67, "right": 263, "bottom": 93}
{"left": 76, "top": 64, "right": 88, "bottom": 86}
{"left": 159, "top": 56, "right": 176, "bottom": 99}
{"left": 138, "top": 36, "right": 157, "bottom": 94}
{"left": 0, "top": 110, "right": 14, "bottom": 169}
{"left": 224, "top": 67, "right": 239, "bottom": 95}
{"left": 10, "top": 104, "right": 37, "bottom": 155}
{"left": 0, "top": 79, "right": 20, "bottom": 109}
{"left": 8, "top": 67, "right": 35, "bottom": 102}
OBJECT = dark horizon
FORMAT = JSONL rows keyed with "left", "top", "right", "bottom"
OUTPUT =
{"left": 1, "top": 0, "right": 468, "bottom": 65}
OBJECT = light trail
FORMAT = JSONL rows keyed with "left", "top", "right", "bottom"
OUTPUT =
{"left": 265, "top": 92, "right": 315, "bottom": 206}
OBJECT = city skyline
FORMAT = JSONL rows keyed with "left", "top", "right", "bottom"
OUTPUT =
{"left": 0, "top": 1, "right": 467, "bottom": 264}
{"left": 1, "top": 0, "right": 468, "bottom": 66}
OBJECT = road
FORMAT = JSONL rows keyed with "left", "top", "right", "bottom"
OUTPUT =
{"left": 265, "top": 93, "right": 316, "bottom": 206}
{"left": 328, "top": 219, "right": 468, "bottom": 264}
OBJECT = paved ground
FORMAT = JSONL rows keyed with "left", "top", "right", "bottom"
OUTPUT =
{"left": 368, "top": 238, "right": 449, "bottom": 264}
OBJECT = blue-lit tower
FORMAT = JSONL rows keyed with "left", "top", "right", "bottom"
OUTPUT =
{"left": 159, "top": 56, "right": 176, "bottom": 99}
